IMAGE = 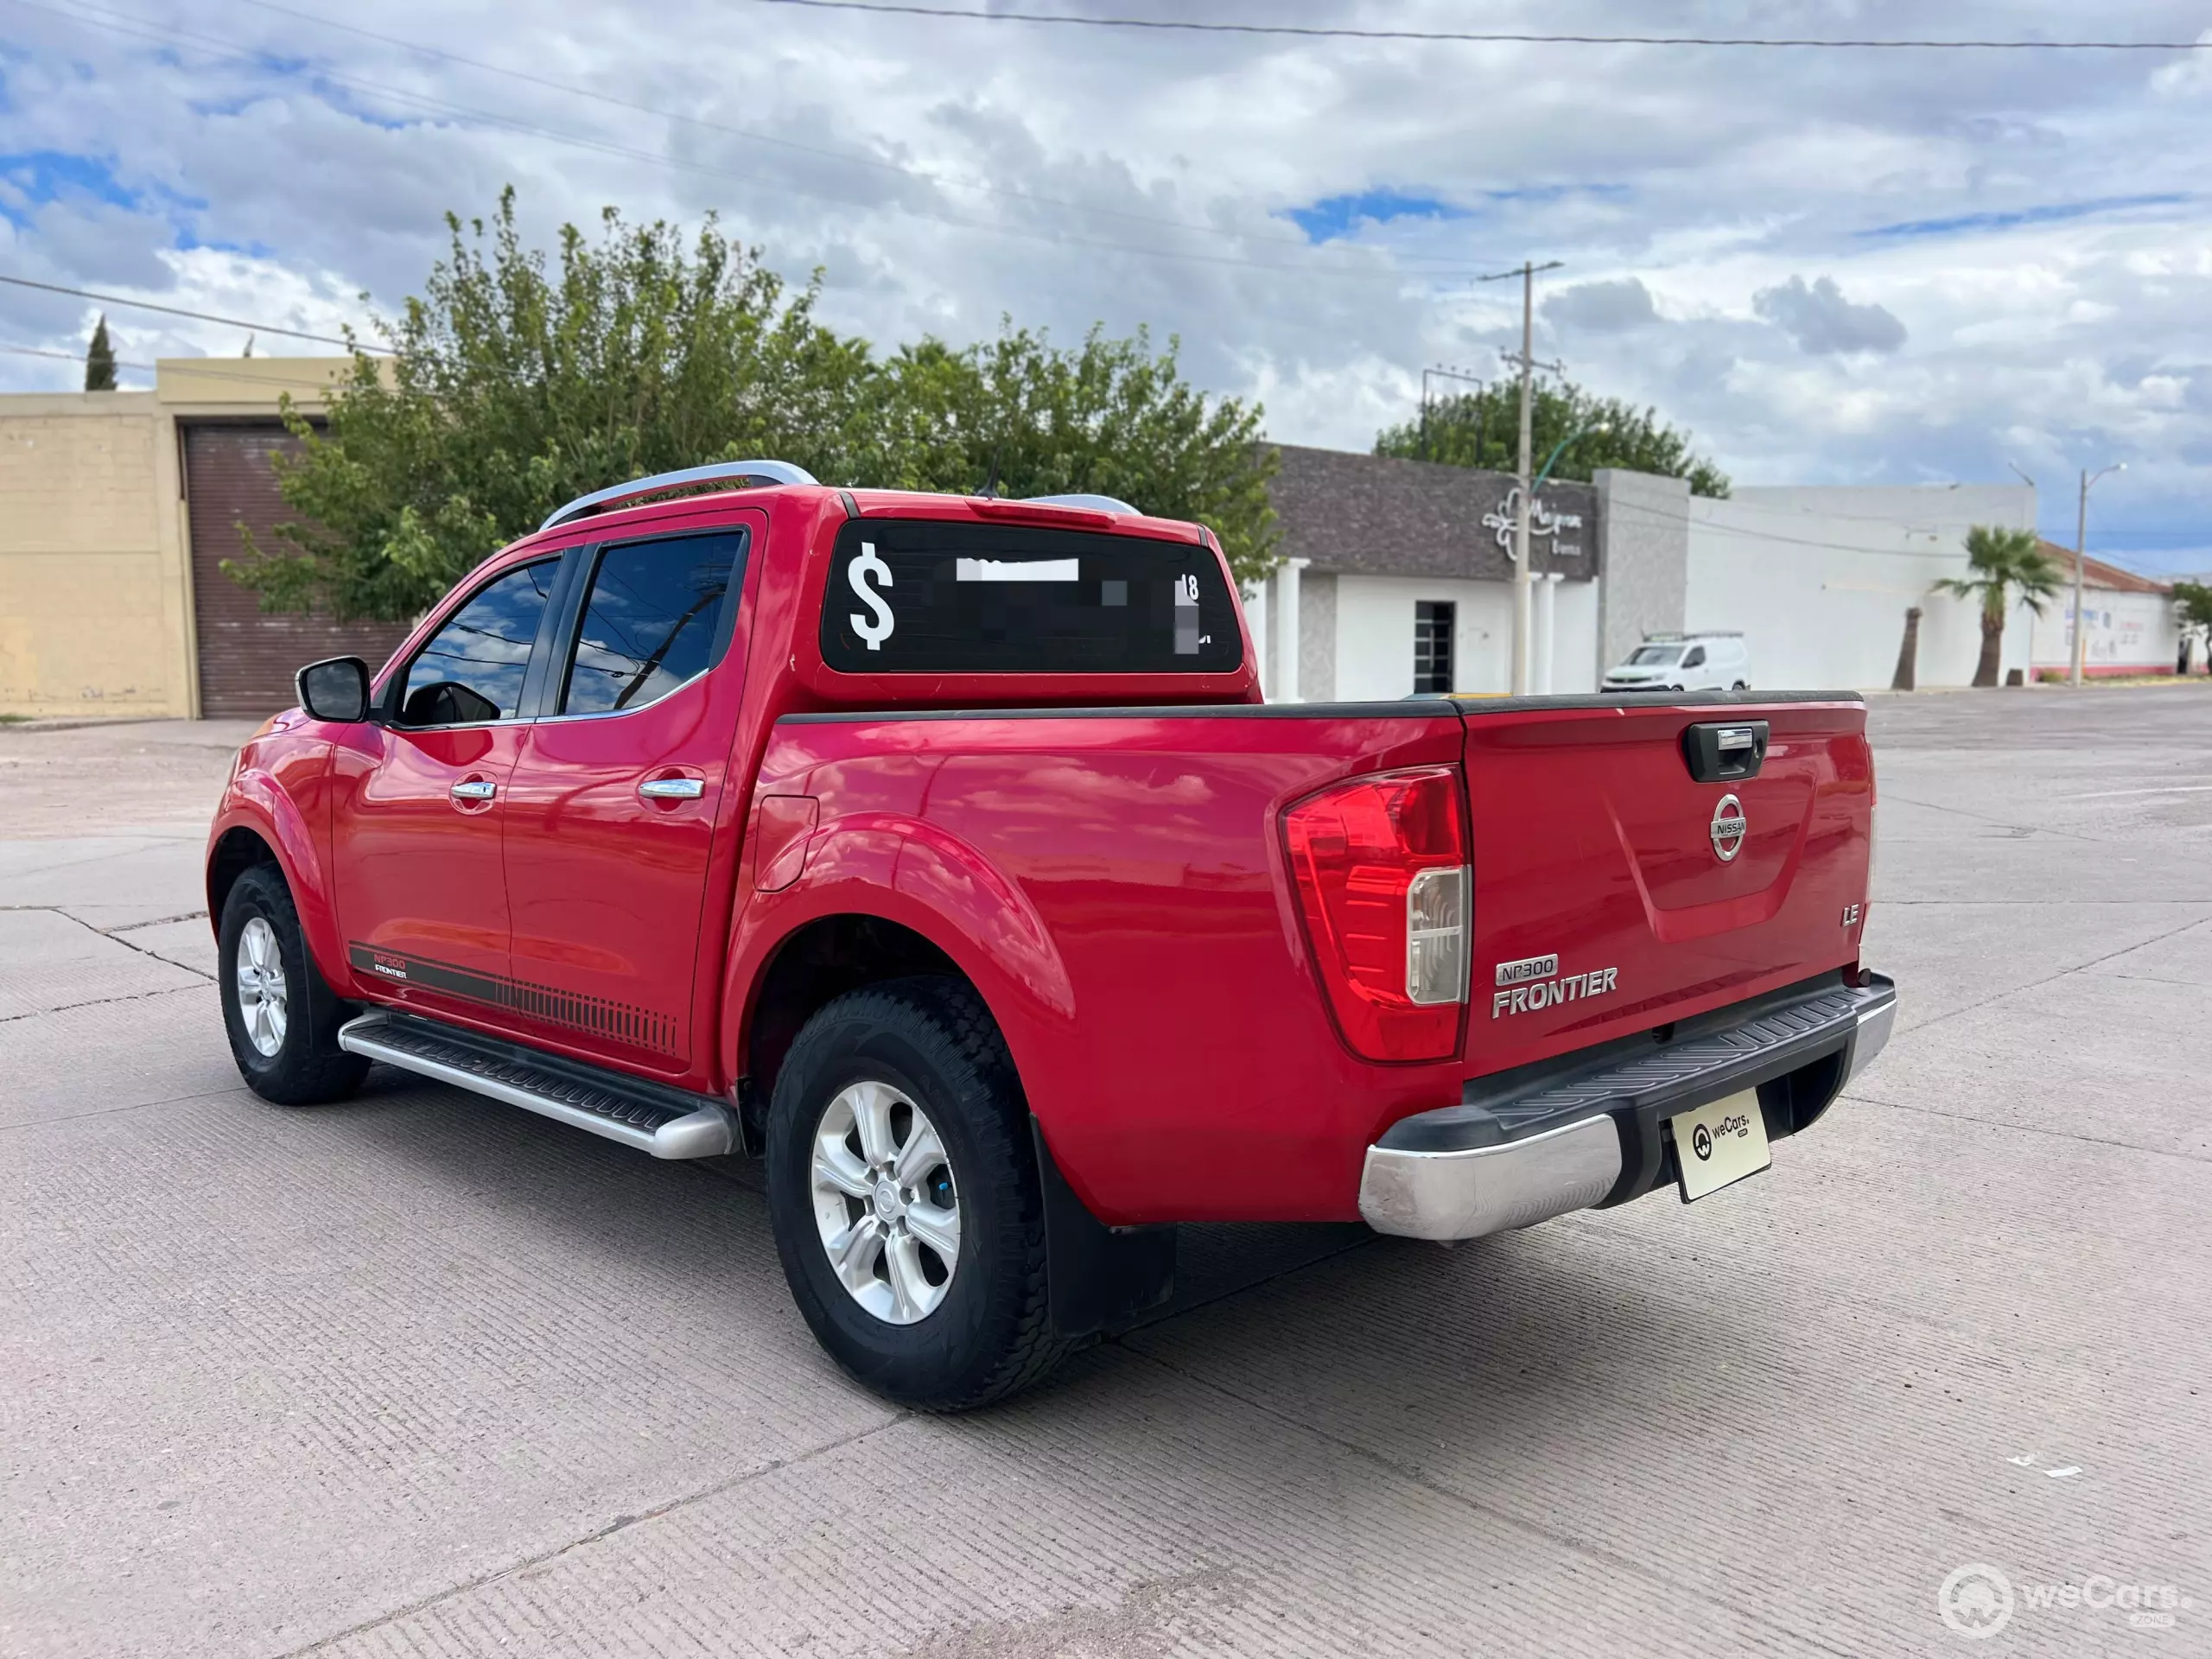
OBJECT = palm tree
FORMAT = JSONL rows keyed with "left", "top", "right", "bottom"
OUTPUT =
{"left": 1934, "top": 525, "right": 2061, "bottom": 688}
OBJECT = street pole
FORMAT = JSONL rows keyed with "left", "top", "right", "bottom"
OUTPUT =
{"left": 1481, "top": 259, "right": 1562, "bottom": 695}
{"left": 2070, "top": 461, "right": 2126, "bottom": 688}
{"left": 2071, "top": 470, "right": 2088, "bottom": 688}
{"left": 1514, "top": 268, "right": 1535, "bottom": 695}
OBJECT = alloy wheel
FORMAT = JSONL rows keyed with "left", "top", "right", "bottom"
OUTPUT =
{"left": 234, "top": 915, "right": 289, "bottom": 1058}
{"left": 809, "top": 1079, "right": 962, "bottom": 1325}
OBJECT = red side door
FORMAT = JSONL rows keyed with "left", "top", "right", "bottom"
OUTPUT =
{"left": 499, "top": 522, "right": 756, "bottom": 1084}
{"left": 329, "top": 556, "right": 565, "bottom": 1024}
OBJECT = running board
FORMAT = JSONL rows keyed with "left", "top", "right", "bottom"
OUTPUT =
{"left": 337, "top": 1011, "right": 737, "bottom": 1159}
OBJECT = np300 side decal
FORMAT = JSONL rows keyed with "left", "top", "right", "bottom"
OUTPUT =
{"left": 345, "top": 944, "right": 682, "bottom": 1055}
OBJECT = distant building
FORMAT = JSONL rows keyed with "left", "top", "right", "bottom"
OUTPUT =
{"left": 0, "top": 359, "right": 407, "bottom": 718}
{"left": 1249, "top": 444, "right": 1599, "bottom": 700}
{"left": 1679, "top": 484, "right": 2041, "bottom": 690}
{"left": 1247, "top": 450, "right": 2167, "bottom": 696}
{"left": 2027, "top": 543, "right": 2180, "bottom": 679}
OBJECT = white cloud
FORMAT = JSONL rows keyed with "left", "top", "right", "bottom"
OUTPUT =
{"left": 2, "top": 0, "right": 2209, "bottom": 565}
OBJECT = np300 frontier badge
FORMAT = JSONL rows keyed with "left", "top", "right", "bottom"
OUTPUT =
{"left": 1491, "top": 956, "right": 1619, "bottom": 1019}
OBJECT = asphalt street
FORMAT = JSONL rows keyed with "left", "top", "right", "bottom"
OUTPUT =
{"left": 3, "top": 690, "right": 2209, "bottom": 1658}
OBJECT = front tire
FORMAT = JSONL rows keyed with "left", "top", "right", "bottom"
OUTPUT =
{"left": 219, "top": 865, "right": 369, "bottom": 1106}
{"left": 766, "top": 977, "right": 1066, "bottom": 1410}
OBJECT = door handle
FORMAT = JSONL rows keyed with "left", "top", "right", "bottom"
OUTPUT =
{"left": 638, "top": 777, "right": 704, "bottom": 801}
{"left": 449, "top": 779, "right": 498, "bottom": 802}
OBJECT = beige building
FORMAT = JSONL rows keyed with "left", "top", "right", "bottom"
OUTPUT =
{"left": 1, "top": 358, "right": 405, "bottom": 719}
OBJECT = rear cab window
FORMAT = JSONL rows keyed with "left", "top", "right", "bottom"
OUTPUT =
{"left": 560, "top": 530, "right": 748, "bottom": 715}
{"left": 819, "top": 519, "right": 1242, "bottom": 674}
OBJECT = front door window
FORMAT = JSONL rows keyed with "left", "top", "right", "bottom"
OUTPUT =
{"left": 396, "top": 561, "right": 561, "bottom": 727}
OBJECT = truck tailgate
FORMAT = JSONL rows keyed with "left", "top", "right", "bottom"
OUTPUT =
{"left": 1460, "top": 695, "right": 1872, "bottom": 1074}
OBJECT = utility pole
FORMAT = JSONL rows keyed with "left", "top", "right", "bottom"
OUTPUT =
{"left": 1481, "top": 259, "right": 1563, "bottom": 695}
{"left": 2071, "top": 461, "right": 2126, "bottom": 687}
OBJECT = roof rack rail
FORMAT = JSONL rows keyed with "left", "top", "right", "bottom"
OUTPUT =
{"left": 540, "top": 460, "right": 818, "bottom": 532}
{"left": 1020, "top": 493, "right": 1139, "bottom": 515}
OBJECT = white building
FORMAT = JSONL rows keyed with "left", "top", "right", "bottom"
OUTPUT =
{"left": 1681, "top": 483, "right": 2039, "bottom": 690}
{"left": 1244, "top": 445, "right": 1600, "bottom": 702}
{"left": 2026, "top": 544, "right": 2181, "bottom": 679}
{"left": 1239, "top": 448, "right": 2173, "bottom": 696}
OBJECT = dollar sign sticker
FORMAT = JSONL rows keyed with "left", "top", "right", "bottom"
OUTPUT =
{"left": 848, "top": 542, "right": 895, "bottom": 651}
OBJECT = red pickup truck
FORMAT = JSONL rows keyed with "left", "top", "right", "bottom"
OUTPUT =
{"left": 207, "top": 460, "right": 1895, "bottom": 1409}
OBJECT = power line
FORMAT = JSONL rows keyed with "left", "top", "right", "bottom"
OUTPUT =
{"left": 0, "top": 273, "right": 385, "bottom": 349}
{"left": 0, "top": 339, "right": 358, "bottom": 390}
{"left": 19, "top": 0, "right": 1491, "bottom": 283}
{"left": 229, "top": 0, "right": 1465, "bottom": 263}
{"left": 2, "top": 341, "right": 122, "bottom": 367}
{"left": 1599, "top": 493, "right": 2005, "bottom": 562}
{"left": 741, "top": 1, "right": 2212, "bottom": 51}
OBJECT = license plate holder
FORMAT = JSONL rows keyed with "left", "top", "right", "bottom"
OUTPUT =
{"left": 1669, "top": 1089, "right": 1771, "bottom": 1202}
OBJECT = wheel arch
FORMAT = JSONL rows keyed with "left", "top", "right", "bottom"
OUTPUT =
{"left": 737, "top": 912, "right": 971, "bottom": 1134}
{"left": 207, "top": 823, "right": 279, "bottom": 928}
{"left": 207, "top": 782, "right": 347, "bottom": 991}
{"left": 722, "top": 817, "right": 1077, "bottom": 1131}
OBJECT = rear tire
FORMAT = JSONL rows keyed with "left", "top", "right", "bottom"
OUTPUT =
{"left": 219, "top": 865, "right": 369, "bottom": 1106}
{"left": 766, "top": 977, "right": 1067, "bottom": 1410}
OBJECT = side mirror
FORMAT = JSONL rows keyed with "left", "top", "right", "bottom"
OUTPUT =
{"left": 296, "top": 656, "right": 372, "bottom": 723}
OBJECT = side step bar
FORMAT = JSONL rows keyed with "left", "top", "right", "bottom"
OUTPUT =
{"left": 338, "top": 1011, "right": 737, "bottom": 1160}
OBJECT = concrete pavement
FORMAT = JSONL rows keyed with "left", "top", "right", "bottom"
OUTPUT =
{"left": 3, "top": 691, "right": 2208, "bottom": 1657}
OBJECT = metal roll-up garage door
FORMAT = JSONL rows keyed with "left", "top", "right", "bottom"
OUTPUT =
{"left": 184, "top": 422, "right": 412, "bottom": 718}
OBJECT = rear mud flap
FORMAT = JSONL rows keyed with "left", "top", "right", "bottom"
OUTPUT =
{"left": 1033, "top": 1119, "right": 1177, "bottom": 1340}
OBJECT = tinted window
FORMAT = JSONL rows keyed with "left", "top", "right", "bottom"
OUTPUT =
{"left": 1681, "top": 646, "right": 1707, "bottom": 668}
{"left": 1413, "top": 601, "right": 1454, "bottom": 694}
{"left": 819, "top": 519, "right": 1243, "bottom": 675}
{"left": 561, "top": 531, "right": 747, "bottom": 715}
{"left": 397, "top": 560, "right": 558, "bottom": 726}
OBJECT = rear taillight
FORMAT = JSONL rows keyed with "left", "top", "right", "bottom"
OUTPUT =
{"left": 1866, "top": 760, "right": 1879, "bottom": 914}
{"left": 1283, "top": 766, "right": 1471, "bottom": 1062}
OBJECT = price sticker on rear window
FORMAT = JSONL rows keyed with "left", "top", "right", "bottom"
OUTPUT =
{"left": 819, "top": 519, "right": 1242, "bottom": 675}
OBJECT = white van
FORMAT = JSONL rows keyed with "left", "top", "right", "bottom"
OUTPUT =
{"left": 1602, "top": 632, "right": 1751, "bottom": 693}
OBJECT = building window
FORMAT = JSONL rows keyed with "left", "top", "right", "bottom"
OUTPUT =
{"left": 1414, "top": 601, "right": 1455, "bottom": 694}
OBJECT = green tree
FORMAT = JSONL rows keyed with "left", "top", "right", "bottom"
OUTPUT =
{"left": 1933, "top": 525, "right": 2061, "bottom": 688}
{"left": 870, "top": 325, "right": 1276, "bottom": 583}
{"left": 231, "top": 190, "right": 1277, "bottom": 620}
{"left": 83, "top": 315, "right": 118, "bottom": 391}
{"left": 1375, "top": 377, "right": 1730, "bottom": 498}
{"left": 2173, "top": 579, "right": 2212, "bottom": 674}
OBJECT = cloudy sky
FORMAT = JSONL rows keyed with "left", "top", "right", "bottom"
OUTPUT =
{"left": 3, "top": 0, "right": 2210, "bottom": 572}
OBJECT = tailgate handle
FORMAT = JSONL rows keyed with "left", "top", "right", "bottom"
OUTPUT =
{"left": 1681, "top": 720, "right": 1769, "bottom": 783}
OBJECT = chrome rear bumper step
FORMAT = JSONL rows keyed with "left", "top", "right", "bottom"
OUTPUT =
{"left": 337, "top": 1011, "right": 737, "bottom": 1159}
{"left": 1360, "top": 972, "right": 1897, "bottom": 1242}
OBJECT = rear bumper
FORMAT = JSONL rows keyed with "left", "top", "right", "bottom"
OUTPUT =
{"left": 1358, "top": 971, "right": 1897, "bottom": 1242}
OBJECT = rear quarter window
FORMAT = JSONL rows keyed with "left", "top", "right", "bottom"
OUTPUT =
{"left": 819, "top": 519, "right": 1243, "bottom": 674}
